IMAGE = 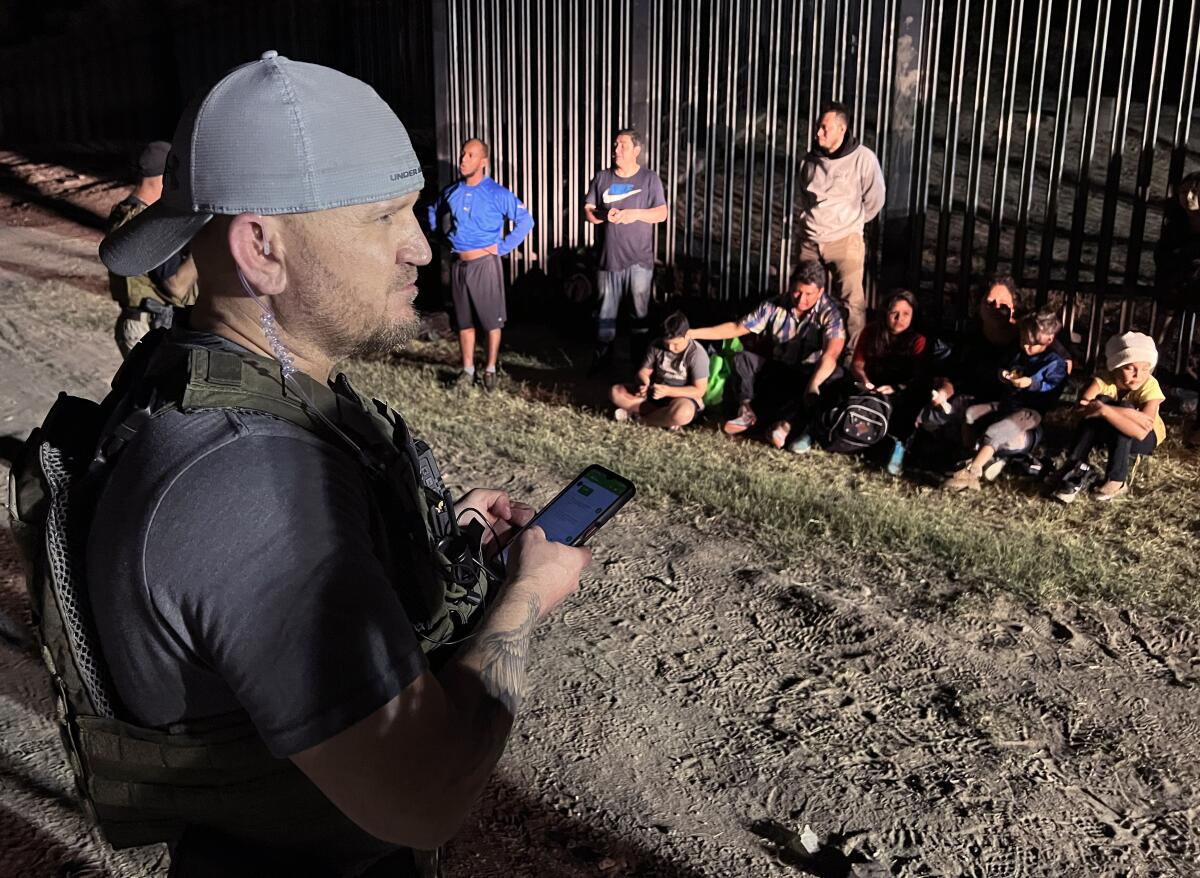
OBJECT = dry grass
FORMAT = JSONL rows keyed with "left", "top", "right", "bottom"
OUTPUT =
{"left": 349, "top": 339, "right": 1200, "bottom": 617}
{"left": 32, "top": 273, "right": 1197, "bottom": 617}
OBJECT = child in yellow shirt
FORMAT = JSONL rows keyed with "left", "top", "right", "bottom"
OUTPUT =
{"left": 1053, "top": 332, "right": 1166, "bottom": 503}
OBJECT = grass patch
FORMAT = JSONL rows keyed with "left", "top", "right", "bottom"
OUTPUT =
{"left": 21, "top": 275, "right": 1196, "bottom": 616}
{"left": 349, "top": 346, "right": 1200, "bottom": 617}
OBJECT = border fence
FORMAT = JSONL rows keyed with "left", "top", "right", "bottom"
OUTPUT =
{"left": 0, "top": 1, "right": 438, "bottom": 164}
{"left": 434, "top": 0, "right": 1200, "bottom": 370}
{"left": 1, "top": 0, "right": 1198, "bottom": 370}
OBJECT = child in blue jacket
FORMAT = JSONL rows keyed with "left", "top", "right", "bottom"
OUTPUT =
{"left": 943, "top": 308, "right": 1069, "bottom": 491}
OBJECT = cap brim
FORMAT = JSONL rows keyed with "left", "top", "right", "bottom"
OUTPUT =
{"left": 100, "top": 199, "right": 213, "bottom": 276}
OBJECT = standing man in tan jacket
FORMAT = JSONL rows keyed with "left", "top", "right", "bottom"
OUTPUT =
{"left": 796, "top": 101, "right": 885, "bottom": 352}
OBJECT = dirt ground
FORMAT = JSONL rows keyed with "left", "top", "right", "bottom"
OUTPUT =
{"left": 0, "top": 153, "right": 1198, "bottom": 877}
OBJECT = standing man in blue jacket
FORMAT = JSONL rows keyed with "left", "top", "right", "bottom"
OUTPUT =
{"left": 429, "top": 138, "right": 534, "bottom": 390}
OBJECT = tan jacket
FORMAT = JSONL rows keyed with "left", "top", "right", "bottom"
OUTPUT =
{"left": 798, "top": 142, "right": 886, "bottom": 243}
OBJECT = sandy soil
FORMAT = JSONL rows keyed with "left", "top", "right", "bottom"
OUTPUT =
{"left": 0, "top": 153, "right": 1198, "bottom": 877}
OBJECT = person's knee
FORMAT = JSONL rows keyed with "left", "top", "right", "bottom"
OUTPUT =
{"left": 732, "top": 350, "right": 757, "bottom": 370}
{"left": 983, "top": 421, "right": 1026, "bottom": 453}
{"left": 669, "top": 400, "right": 697, "bottom": 425}
{"left": 964, "top": 403, "right": 995, "bottom": 425}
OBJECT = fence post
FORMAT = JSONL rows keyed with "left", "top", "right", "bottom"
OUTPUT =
{"left": 628, "top": 0, "right": 653, "bottom": 142}
{"left": 880, "top": 0, "right": 925, "bottom": 292}
{"left": 431, "top": 0, "right": 456, "bottom": 189}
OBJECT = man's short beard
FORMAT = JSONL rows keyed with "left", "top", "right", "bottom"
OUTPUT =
{"left": 282, "top": 244, "right": 420, "bottom": 361}
{"left": 348, "top": 310, "right": 420, "bottom": 358}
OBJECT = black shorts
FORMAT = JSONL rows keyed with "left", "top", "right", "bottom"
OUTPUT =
{"left": 451, "top": 254, "right": 506, "bottom": 331}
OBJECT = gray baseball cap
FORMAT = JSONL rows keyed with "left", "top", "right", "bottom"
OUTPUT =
{"left": 101, "top": 50, "right": 425, "bottom": 277}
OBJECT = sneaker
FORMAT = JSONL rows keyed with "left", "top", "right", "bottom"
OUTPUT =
{"left": 723, "top": 403, "right": 757, "bottom": 435}
{"left": 942, "top": 466, "right": 982, "bottom": 492}
{"left": 612, "top": 408, "right": 630, "bottom": 422}
{"left": 981, "top": 458, "right": 1006, "bottom": 482}
{"left": 1053, "top": 460, "right": 1094, "bottom": 496}
{"left": 482, "top": 370, "right": 498, "bottom": 392}
{"left": 885, "top": 438, "right": 907, "bottom": 476}
{"left": 769, "top": 421, "right": 792, "bottom": 449}
{"left": 455, "top": 370, "right": 476, "bottom": 389}
{"left": 1092, "top": 480, "right": 1128, "bottom": 502}
{"left": 785, "top": 433, "right": 815, "bottom": 455}
{"left": 1053, "top": 482, "right": 1086, "bottom": 504}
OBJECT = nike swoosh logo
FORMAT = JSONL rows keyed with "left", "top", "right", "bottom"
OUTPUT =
{"left": 603, "top": 188, "right": 643, "bottom": 204}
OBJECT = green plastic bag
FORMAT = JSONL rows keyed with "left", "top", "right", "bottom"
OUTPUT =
{"left": 702, "top": 337, "right": 744, "bottom": 410}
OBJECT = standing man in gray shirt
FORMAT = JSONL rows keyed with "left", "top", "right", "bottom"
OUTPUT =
{"left": 584, "top": 128, "right": 668, "bottom": 371}
{"left": 796, "top": 101, "right": 885, "bottom": 352}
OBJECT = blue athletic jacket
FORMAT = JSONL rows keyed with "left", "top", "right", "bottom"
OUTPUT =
{"left": 427, "top": 176, "right": 534, "bottom": 257}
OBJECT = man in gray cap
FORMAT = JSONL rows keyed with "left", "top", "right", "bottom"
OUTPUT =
{"left": 29, "top": 51, "right": 590, "bottom": 875}
{"left": 105, "top": 139, "right": 198, "bottom": 356}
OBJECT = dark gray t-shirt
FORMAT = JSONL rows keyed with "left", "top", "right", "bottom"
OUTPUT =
{"left": 639, "top": 338, "right": 710, "bottom": 387}
{"left": 584, "top": 166, "right": 667, "bottom": 271}
{"left": 86, "top": 338, "right": 427, "bottom": 760}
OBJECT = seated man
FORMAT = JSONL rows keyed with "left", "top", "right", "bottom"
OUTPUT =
{"left": 609, "top": 310, "right": 709, "bottom": 429}
{"left": 687, "top": 260, "right": 845, "bottom": 448}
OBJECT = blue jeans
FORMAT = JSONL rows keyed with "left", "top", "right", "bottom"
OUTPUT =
{"left": 596, "top": 264, "right": 654, "bottom": 343}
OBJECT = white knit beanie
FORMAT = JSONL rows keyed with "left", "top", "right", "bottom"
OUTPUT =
{"left": 1105, "top": 331, "right": 1158, "bottom": 372}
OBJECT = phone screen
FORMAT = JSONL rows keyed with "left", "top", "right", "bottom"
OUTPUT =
{"left": 499, "top": 466, "right": 634, "bottom": 565}
{"left": 534, "top": 468, "right": 629, "bottom": 546}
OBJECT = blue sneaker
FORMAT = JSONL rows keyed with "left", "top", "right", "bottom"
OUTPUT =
{"left": 786, "top": 432, "right": 814, "bottom": 454}
{"left": 886, "top": 438, "right": 906, "bottom": 476}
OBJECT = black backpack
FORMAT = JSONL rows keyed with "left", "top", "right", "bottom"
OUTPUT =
{"left": 818, "top": 392, "right": 893, "bottom": 454}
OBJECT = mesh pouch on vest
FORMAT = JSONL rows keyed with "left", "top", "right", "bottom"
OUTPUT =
{"left": 818, "top": 392, "right": 893, "bottom": 454}
{"left": 8, "top": 392, "right": 350, "bottom": 850}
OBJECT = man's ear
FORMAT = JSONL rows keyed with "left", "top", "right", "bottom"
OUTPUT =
{"left": 228, "top": 213, "right": 285, "bottom": 296}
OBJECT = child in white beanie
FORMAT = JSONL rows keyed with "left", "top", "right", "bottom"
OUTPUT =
{"left": 1053, "top": 331, "right": 1166, "bottom": 502}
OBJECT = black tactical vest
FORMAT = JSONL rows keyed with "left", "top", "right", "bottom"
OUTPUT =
{"left": 7, "top": 328, "right": 490, "bottom": 855}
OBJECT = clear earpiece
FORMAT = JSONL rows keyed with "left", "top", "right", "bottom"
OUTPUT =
{"left": 236, "top": 267, "right": 294, "bottom": 380}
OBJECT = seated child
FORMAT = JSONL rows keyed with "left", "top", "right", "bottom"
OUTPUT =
{"left": 1052, "top": 331, "right": 1165, "bottom": 503}
{"left": 942, "top": 307, "right": 1069, "bottom": 491}
{"left": 848, "top": 289, "right": 929, "bottom": 474}
{"left": 610, "top": 311, "right": 709, "bottom": 429}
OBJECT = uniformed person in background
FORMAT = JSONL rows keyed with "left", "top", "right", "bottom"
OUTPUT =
{"left": 105, "top": 140, "right": 198, "bottom": 356}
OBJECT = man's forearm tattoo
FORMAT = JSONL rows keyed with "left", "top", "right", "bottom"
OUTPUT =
{"left": 477, "top": 592, "right": 540, "bottom": 717}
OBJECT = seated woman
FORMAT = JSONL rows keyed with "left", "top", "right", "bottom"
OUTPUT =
{"left": 1053, "top": 332, "right": 1166, "bottom": 503}
{"left": 848, "top": 289, "right": 928, "bottom": 474}
{"left": 917, "top": 276, "right": 1074, "bottom": 465}
{"left": 942, "top": 307, "right": 1070, "bottom": 492}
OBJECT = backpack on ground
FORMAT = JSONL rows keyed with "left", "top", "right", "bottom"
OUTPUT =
{"left": 701, "top": 337, "right": 744, "bottom": 411}
{"left": 818, "top": 392, "right": 893, "bottom": 454}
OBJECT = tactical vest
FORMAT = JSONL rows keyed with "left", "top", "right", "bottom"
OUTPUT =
{"left": 7, "top": 328, "right": 490, "bottom": 854}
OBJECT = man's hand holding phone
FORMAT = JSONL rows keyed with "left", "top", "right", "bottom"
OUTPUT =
{"left": 455, "top": 488, "right": 535, "bottom": 553}
{"left": 505, "top": 526, "right": 592, "bottom": 620}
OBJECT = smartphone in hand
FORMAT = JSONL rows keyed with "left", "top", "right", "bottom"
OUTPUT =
{"left": 499, "top": 465, "right": 635, "bottom": 566}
